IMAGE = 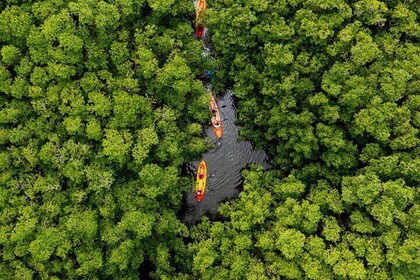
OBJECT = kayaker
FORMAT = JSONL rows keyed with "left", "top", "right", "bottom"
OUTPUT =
{"left": 211, "top": 117, "right": 220, "bottom": 128}
{"left": 195, "top": 190, "right": 202, "bottom": 200}
{"left": 199, "top": 173, "right": 204, "bottom": 179}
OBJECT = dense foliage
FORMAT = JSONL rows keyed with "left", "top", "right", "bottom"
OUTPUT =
{"left": 0, "top": 0, "right": 210, "bottom": 278}
{"left": 1, "top": 0, "right": 419, "bottom": 279}
{"left": 187, "top": 0, "right": 420, "bottom": 279}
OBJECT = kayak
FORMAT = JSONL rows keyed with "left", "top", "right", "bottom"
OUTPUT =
{"left": 195, "top": 160, "right": 207, "bottom": 202}
{"left": 195, "top": 0, "right": 206, "bottom": 38}
{"left": 193, "top": 0, "right": 206, "bottom": 11}
{"left": 195, "top": 25, "right": 204, "bottom": 38}
{"left": 209, "top": 95, "right": 223, "bottom": 139}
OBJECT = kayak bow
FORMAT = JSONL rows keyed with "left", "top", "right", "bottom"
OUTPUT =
{"left": 195, "top": 160, "right": 207, "bottom": 202}
{"left": 194, "top": 0, "right": 206, "bottom": 11}
{"left": 195, "top": 25, "right": 204, "bottom": 38}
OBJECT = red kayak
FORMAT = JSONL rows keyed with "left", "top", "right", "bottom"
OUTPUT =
{"left": 195, "top": 26, "right": 204, "bottom": 38}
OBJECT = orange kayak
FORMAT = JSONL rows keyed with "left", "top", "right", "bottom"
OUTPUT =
{"left": 209, "top": 95, "right": 223, "bottom": 139}
{"left": 195, "top": 160, "right": 207, "bottom": 202}
{"left": 195, "top": 0, "right": 206, "bottom": 38}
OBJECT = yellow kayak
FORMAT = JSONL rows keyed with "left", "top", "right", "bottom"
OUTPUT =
{"left": 195, "top": 160, "right": 207, "bottom": 201}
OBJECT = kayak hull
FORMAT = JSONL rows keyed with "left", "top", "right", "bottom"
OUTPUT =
{"left": 209, "top": 96, "right": 223, "bottom": 139}
{"left": 195, "top": 26, "right": 204, "bottom": 38}
{"left": 195, "top": 160, "right": 207, "bottom": 202}
{"left": 194, "top": 0, "right": 206, "bottom": 38}
{"left": 213, "top": 125, "right": 223, "bottom": 139}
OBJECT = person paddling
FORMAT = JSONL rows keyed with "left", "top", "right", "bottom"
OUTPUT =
{"left": 195, "top": 189, "right": 203, "bottom": 201}
{"left": 211, "top": 117, "right": 220, "bottom": 128}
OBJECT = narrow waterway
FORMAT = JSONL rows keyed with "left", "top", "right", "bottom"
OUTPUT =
{"left": 180, "top": 3, "right": 270, "bottom": 224}
{"left": 181, "top": 88, "right": 270, "bottom": 224}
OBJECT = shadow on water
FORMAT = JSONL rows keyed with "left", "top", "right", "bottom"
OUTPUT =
{"left": 180, "top": 90, "right": 271, "bottom": 225}
{"left": 138, "top": 259, "right": 155, "bottom": 280}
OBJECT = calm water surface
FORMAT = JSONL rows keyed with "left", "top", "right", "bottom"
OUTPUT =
{"left": 180, "top": 21, "right": 270, "bottom": 224}
{"left": 180, "top": 89, "right": 270, "bottom": 224}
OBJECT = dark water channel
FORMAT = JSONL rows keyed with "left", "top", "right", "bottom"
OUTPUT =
{"left": 180, "top": 26, "right": 270, "bottom": 224}
{"left": 180, "top": 89, "right": 270, "bottom": 224}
